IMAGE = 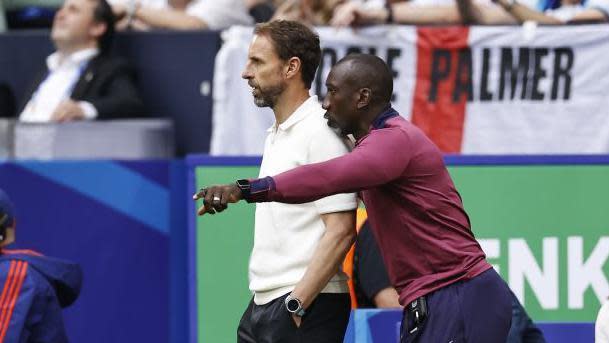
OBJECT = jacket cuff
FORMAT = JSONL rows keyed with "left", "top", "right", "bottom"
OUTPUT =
{"left": 245, "top": 176, "right": 275, "bottom": 203}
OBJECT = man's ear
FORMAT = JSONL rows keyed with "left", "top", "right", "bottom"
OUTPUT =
{"left": 356, "top": 88, "right": 372, "bottom": 109}
{"left": 285, "top": 57, "right": 302, "bottom": 80}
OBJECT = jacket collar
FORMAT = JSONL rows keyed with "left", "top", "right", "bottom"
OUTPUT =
{"left": 371, "top": 105, "right": 399, "bottom": 130}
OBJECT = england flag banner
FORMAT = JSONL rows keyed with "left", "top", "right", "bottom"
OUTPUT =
{"left": 211, "top": 25, "right": 609, "bottom": 155}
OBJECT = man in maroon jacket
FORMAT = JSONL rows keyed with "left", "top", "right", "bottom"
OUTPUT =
{"left": 195, "top": 54, "right": 512, "bottom": 343}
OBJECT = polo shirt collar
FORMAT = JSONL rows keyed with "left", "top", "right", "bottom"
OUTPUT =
{"left": 267, "top": 95, "right": 319, "bottom": 133}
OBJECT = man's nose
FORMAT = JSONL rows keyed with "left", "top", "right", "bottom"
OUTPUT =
{"left": 322, "top": 97, "right": 330, "bottom": 110}
{"left": 242, "top": 65, "right": 253, "bottom": 79}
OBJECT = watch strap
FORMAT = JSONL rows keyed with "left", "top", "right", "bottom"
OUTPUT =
{"left": 238, "top": 177, "right": 275, "bottom": 203}
{"left": 236, "top": 179, "right": 251, "bottom": 200}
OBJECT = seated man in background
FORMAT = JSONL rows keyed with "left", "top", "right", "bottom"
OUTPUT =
{"left": 353, "top": 219, "right": 547, "bottom": 343}
{"left": 19, "top": 0, "right": 145, "bottom": 123}
{"left": 0, "top": 189, "right": 82, "bottom": 343}
{"left": 111, "top": 0, "right": 252, "bottom": 30}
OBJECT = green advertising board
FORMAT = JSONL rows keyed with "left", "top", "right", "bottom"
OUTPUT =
{"left": 192, "top": 157, "right": 609, "bottom": 343}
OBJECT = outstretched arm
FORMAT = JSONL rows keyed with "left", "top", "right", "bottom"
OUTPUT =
{"left": 457, "top": 0, "right": 608, "bottom": 25}
{"left": 331, "top": 1, "right": 462, "bottom": 27}
{"left": 114, "top": 4, "right": 207, "bottom": 30}
{"left": 456, "top": 0, "right": 517, "bottom": 24}
{"left": 194, "top": 128, "right": 411, "bottom": 215}
{"left": 494, "top": 0, "right": 562, "bottom": 24}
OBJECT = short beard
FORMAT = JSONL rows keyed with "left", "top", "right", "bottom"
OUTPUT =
{"left": 253, "top": 82, "right": 285, "bottom": 108}
{"left": 325, "top": 112, "right": 352, "bottom": 137}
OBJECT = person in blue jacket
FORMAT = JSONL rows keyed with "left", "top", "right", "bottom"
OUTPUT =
{"left": 0, "top": 188, "right": 82, "bottom": 343}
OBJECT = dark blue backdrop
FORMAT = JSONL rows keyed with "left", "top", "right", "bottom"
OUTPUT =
{"left": 0, "top": 160, "right": 187, "bottom": 343}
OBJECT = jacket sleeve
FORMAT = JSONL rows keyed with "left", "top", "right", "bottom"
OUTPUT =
{"left": 79, "top": 59, "right": 146, "bottom": 120}
{"left": 248, "top": 128, "right": 412, "bottom": 204}
{"left": 14, "top": 268, "right": 69, "bottom": 343}
{"left": 0, "top": 261, "right": 68, "bottom": 343}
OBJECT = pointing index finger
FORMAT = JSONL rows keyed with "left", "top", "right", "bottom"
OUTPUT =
{"left": 193, "top": 188, "right": 208, "bottom": 200}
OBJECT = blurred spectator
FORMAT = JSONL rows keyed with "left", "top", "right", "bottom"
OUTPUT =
{"left": 273, "top": 0, "right": 343, "bottom": 25}
{"left": 330, "top": 0, "right": 608, "bottom": 26}
{"left": 331, "top": 0, "right": 462, "bottom": 26}
{"left": 19, "top": 0, "right": 145, "bottom": 123}
{"left": 111, "top": 0, "right": 252, "bottom": 30}
{"left": 246, "top": 0, "right": 276, "bottom": 23}
{"left": 457, "top": 0, "right": 609, "bottom": 24}
{"left": 598, "top": 299, "right": 609, "bottom": 343}
{"left": 353, "top": 219, "right": 547, "bottom": 342}
{"left": 111, "top": 0, "right": 178, "bottom": 30}
{"left": 0, "top": 189, "right": 82, "bottom": 343}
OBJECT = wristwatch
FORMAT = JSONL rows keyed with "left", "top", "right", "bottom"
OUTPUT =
{"left": 236, "top": 179, "right": 251, "bottom": 200}
{"left": 285, "top": 294, "right": 306, "bottom": 317}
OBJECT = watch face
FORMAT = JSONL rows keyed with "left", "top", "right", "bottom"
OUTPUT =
{"left": 287, "top": 299, "right": 300, "bottom": 312}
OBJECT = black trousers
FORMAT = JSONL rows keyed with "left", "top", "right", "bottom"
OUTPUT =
{"left": 237, "top": 293, "right": 351, "bottom": 343}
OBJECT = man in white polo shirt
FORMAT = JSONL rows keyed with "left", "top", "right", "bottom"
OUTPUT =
{"left": 235, "top": 20, "right": 358, "bottom": 342}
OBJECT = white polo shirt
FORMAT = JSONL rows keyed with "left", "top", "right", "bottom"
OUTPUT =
{"left": 249, "top": 95, "right": 358, "bottom": 305}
